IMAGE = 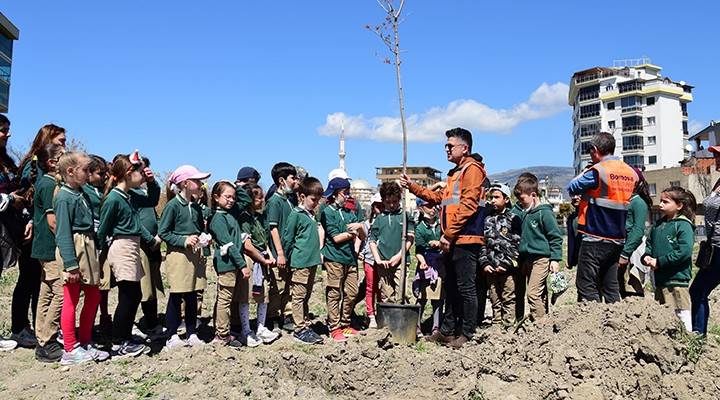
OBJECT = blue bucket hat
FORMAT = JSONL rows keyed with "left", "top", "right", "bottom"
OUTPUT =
{"left": 323, "top": 177, "right": 351, "bottom": 198}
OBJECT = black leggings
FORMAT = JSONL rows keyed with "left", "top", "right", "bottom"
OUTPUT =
{"left": 11, "top": 245, "right": 40, "bottom": 333}
{"left": 113, "top": 280, "right": 142, "bottom": 343}
{"left": 141, "top": 299, "right": 159, "bottom": 328}
{"left": 166, "top": 292, "right": 197, "bottom": 337}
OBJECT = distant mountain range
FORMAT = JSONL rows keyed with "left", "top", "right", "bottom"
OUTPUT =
{"left": 488, "top": 166, "right": 575, "bottom": 201}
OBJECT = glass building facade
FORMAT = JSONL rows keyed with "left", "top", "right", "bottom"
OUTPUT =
{"left": 0, "top": 12, "right": 19, "bottom": 113}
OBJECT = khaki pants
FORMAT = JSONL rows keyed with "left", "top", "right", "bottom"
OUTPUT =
{"left": 487, "top": 272, "right": 516, "bottom": 324}
{"left": 290, "top": 266, "right": 317, "bottom": 332}
{"left": 215, "top": 270, "right": 239, "bottom": 337}
{"left": 268, "top": 266, "right": 292, "bottom": 319}
{"left": 655, "top": 286, "right": 691, "bottom": 310}
{"left": 35, "top": 260, "right": 63, "bottom": 347}
{"left": 377, "top": 263, "right": 405, "bottom": 304}
{"left": 324, "top": 261, "right": 358, "bottom": 331}
{"left": 516, "top": 256, "right": 550, "bottom": 321}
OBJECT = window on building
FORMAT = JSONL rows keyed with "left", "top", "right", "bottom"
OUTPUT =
{"left": 580, "top": 141, "right": 592, "bottom": 155}
{"left": 620, "top": 96, "right": 642, "bottom": 108}
{"left": 623, "top": 136, "right": 643, "bottom": 151}
{"left": 648, "top": 155, "right": 657, "bottom": 164}
{"left": 607, "top": 102, "right": 615, "bottom": 110}
{"left": 647, "top": 136, "right": 656, "bottom": 145}
{"left": 646, "top": 96, "right": 655, "bottom": 106}
{"left": 622, "top": 116, "right": 643, "bottom": 132}
{"left": 580, "top": 103, "right": 600, "bottom": 119}
{"left": 608, "top": 121, "right": 616, "bottom": 130}
{"left": 623, "top": 155, "right": 644, "bottom": 168}
{"left": 647, "top": 116, "right": 655, "bottom": 126}
{"left": 606, "top": 84, "right": 614, "bottom": 91}
{"left": 649, "top": 183, "right": 656, "bottom": 196}
{"left": 682, "top": 120, "right": 689, "bottom": 135}
{"left": 670, "top": 181, "right": 681, "bottom": 187}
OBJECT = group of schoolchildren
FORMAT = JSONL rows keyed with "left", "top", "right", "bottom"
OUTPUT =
{"left": 0, "top": 120, "right": 705, "bottom": 369}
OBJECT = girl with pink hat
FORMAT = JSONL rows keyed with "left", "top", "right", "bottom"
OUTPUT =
{"left": 158, "top": 165, "right": 211, "bottom": 349}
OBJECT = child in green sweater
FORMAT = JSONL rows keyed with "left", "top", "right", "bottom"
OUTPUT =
{"left": 642, "top": 187, "right": 696, "bottom": 332}
{"left": 369, "top": 181, "right": 415, "bottom": 305}
{"left": 30, "top": 144, "right": 63, "bottom": 362}
{"left": 513, "top": 176, "right": 562, "bottom": 322}
{"left": 320, "top": 177, "right": 364, "bottom": 342}
{"left": 282, "top": 177, "right": 324, "bottom": 345}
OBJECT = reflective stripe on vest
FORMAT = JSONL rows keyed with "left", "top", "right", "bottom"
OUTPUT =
{"left": 440, "top": 161, "right": 486, "bottom": 237}
{"left": 577, "top": 159, "right": 637, "bottom": 240}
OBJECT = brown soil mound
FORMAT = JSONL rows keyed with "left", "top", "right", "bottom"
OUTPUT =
{"left": 2, "top": 277, "right": 720, "bottom": 399}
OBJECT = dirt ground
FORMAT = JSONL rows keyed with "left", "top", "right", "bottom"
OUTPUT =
{"left": 1, "top": 254, "right": 719, "bottom": 400}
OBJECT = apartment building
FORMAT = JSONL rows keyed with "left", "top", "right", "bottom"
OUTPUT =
{"left": 568, "top": 58, "right": 693, "bottom": 175}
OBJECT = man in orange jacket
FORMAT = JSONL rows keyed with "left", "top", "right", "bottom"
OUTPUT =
{"left": 401, "top": 127, "right": 487, "bottom": 349}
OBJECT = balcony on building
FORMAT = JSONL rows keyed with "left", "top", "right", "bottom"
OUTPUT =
{"left": 375, "top": 166, "right": 442, "bottom": 186}
{"left": 618, "top": 81, "right": 644, "bottom": 94}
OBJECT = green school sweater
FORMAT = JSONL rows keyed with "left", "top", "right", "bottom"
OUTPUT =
{"left": 320, "top": 204, "right": 359, "bottom": 265}
{"left": 97, "top": 187, "right": 156, "bottom": 250}
{"left": 264, "top": 191, "right": 294, "bottom": 258}
{"left": 238, "top": 209, "right": 268, "bottom": 251}
{"left": 53, "top": 185, "right": 94, "bottom": 271}
{"left": 368, "top": 209, "right": 415, "bottom": 262}
{"left": 621, "top": 194, "right": 649, "bottom": 259}
{"left": 82, "top": 184, "right": 103, "bottom": 224}
{"left": 208, "top": 209, "right": 247, "bottom": 273}
{"left": 282, "top": 207, "right": 321, "bottom": 268}
{"left": 511, "top": 202, "right": 527, "bottom": 220}
{"left": 415, "top": 220, "right": 441, "bottom": 255}
{"left": 158, "top": 194, "right": 205, "bottom": 248}
{"left": 518, "top": 203, "right": 563, "bottom": 261}
{"left": 644, "top": 215, "right": 695, "bottom": 287}
{"left": 31, "top": 174, "right": 57, "bottom": 260}
{"left": 130, "top": 180, "right": 161, "bottom": 236}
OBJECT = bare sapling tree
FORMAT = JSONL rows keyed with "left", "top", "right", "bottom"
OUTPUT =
{"left": 367, "top": 0, "right": 411, "bottom": 303}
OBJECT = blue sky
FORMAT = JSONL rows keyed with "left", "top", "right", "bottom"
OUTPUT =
{"left": 2, "top": 1, "right": 718, "bottom": 188}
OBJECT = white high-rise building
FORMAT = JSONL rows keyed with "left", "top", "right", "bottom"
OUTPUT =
{"left": 568, "top": 58, "right": 693, "bottom": 175}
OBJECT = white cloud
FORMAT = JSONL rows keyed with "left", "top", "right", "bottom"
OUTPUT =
{"left": 318, "top": 82, "right": 570, "bottom": 142}
{"left": 688, "top": 120, "right": 705, "bottom": 135}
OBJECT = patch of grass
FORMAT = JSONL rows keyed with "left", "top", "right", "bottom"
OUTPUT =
{"left": 292, "top": 343, "right": 317, "bottom": 355}
{"left": 678, "top": 326, "right": 706, "bottom": 364}
{"left": 707, "top": 323, "right": 720, "bottom": 337}
{"left": 256, "top": 356, "right": 269, "bottom": 368}
{"left": 68, "top": 377, "right": 115, "bottom": 397}
{"left": 414, "top": 340, "right": 427, "bottom": 353}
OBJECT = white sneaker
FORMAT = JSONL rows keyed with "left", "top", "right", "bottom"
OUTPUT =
{"left": 368, "top": 315, "right": 378, "bottom": 329}
{"left": 131, "top": 325, "right": 148, "bottom": 340}
{"left": 256, "top": 326, "right": 279, "bottom": 344}
{"left": 186, "top": 333, "right": 204, "bottom": 347}
{"left": 0, "top": 335, "right": 17, "bottom": 352}
{"left": 177, "top": 322, "right": 187, "bottom": 335}
{"left": 239, "top": 331, "right": 262, "bottom": 348}
{"left": 165, "top": 334, "right": 188, "bottom": 350}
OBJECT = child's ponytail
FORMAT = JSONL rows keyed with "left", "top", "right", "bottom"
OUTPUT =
{"left": 166, "top": 180, "right": 177, "bottom": 202}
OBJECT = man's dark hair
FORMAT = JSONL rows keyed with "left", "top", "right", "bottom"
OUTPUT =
{"left": 379, "top": 181, "right": 402, "bottom": 200}
{"left": 590, "top": 132, "right": 616, "bottom": 156}
{"left": 271, "top": 162, "right": 297, "bottom": 186}
{"left": 446, "top": 127, "right": 473, "bottom": 152}
{"left": 299, "top": 176, "right": 323, "bottom": 197}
